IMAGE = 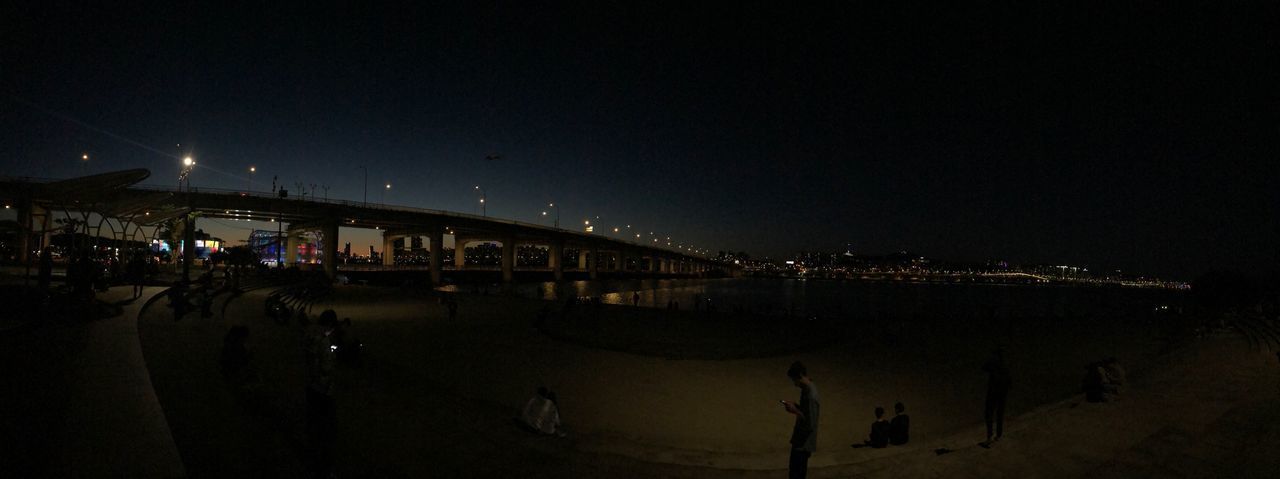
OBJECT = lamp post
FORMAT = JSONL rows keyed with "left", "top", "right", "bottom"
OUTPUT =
{"left": 359, "top": 165, "right": 368, "bottom": 206}
{"left": 178, "top": 156, "right": 195, "bottom": 282}
{"left": 382, "top": 183, "right": 391, "bottom": 205}
{"left": 179, "top": 156, "right": 195, "bottom": 191}
{"left": 248, "top": 166, "right": 255, "bottom": 192}
{"left": 547, "top": 203, "right": 559, "bottom": 228}
{"left": 474, "top": 186, "right": 486, "bottom": 217}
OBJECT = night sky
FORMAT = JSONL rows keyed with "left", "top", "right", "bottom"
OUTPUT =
{"left": 3, "top": 4, "right": 1276, "bottom": 279}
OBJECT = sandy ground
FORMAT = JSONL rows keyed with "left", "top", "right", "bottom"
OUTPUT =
{"left": 137, "top": 284, "right": 1279, "bottom": 477}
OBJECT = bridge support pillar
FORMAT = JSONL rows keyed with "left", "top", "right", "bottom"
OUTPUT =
{"left": 321, "top": 221, "right": 338, "bottom": 279}
{"left": 429, "top": 231, "right": 443, "bottom": 284}
{"left": 501, "top": 234, "right": 516, "bottom": 283}
{"left": 589, "top": 245, "right": 599, "bottom": 280}
{"left": 577, "top": 249, "right": 588, "bottom": 270}
{"left": 382, "top": 232, "right": 395, "bottom": 266}
{"left": 182, "top": 215, "right": 195, "bottom": 280}
{"left": 285, "top": 230, "right": 299, "bottom": 265}
{"left": 550, "top": 240, "right": 564, "bottom": 281}
{"left": 454, "top": 238, "right": 467, "bottom": 269}
{"left": 617, "top": 250, "right": 628, "bottom": 272}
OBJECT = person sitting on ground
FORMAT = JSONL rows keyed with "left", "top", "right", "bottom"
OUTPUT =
{"left": 519, "top": 387, "right": 564, "bottom": 436}
{"left": 1083, "top": 361, "right": 1111, "bottom": 402}
{"left": 1102, "top": 357, "right": 1126, "bottom": 394}
{"left": 854, "top": 406, "right": 891, "bottom": 448}
{"left": 889, "top": 402, "right": 910, "bottom": 445}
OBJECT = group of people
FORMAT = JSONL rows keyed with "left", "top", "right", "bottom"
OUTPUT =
{"left": 216, "top": 305, "right": 364, "bottom": 478}
{"left": 854, "top": 402, "right": 910, "bottom": 448}
{"left": 782, "top": 349, "right": 1011, "bottom": 478}
{"left": 168, "top": 267, "right": 222, "bottom": 321}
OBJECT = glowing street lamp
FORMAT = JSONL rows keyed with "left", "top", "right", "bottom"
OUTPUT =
{"left": 247, "top": 166, "right": 256, "bottom": 192}
{"left": 546, "top": 203, "right": 560, "bottom": 228}
{"left": 178, "top": 157, "right": 196, "bottom": 191}
{"left": 474, "top": 186, "right": 487, "bottom": 216}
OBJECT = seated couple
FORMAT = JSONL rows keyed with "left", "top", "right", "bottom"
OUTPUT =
{"left": 853, "top": 402, "right": 909, "bottom": 448}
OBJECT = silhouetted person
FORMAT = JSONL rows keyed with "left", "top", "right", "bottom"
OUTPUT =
{"left": 632, "top": 291, "right": 640, "bottom": 306}
{"left": 305, "top": 310, "right": 339, "bottom": 478}
{"left": 169, "top": 281, "right": 188, "bottom": 321}
{"left": 864, "top": 406, "right": 890, "bottom": 448}
{"left": 38, "top": 247, "right": 53, "bottom": 291}
{"left": 1102, "top": 357, "right": 1126, "bottom": 391}
{"left": 889, "top": 402, "right": 910, "bottom": 445}
{"left": 333, "top": 318, "right": 362, "bottom": 365}
{"left": 200, "top": 286, "right": 213, "bottom": 318}
{"left": 128, "top": 254, "right": 146, "bottom": 299}
{"left": 782, "top": 361, "right": 819, "bottom": 479}
{"left": 220, "top": 325, "right": 251, "bottom": 383}
{"left": 982, "top": 347, "right": 1011, "bottom": 446}
{"left": 1082, "top": 360, "right": 1120, "bottom": 402}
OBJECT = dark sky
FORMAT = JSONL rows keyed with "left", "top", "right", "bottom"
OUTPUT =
{"left": 3, "top": 3, "right": 1277, "bottom": 279}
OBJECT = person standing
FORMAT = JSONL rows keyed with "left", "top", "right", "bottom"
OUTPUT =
{"left": 305, "top": 311, "right": 339, "bottom": 477}
{"left": 128, "top": 253, "right": 146, "bottom": 299}
{"left": 38, "top": 247, "right": 53, "bottom": 291}
{"left": 982, "top": 347, "right": 1011, "bottom": 447}
{"left": 782, "top": 361, "right": 819, "bottom": 479}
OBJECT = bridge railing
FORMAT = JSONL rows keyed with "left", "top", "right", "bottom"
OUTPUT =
{"left": 4, "top": 175, "right": 723, "bottom": 264}
{"left": 127, "top": 184, "right": 716, "bottom": 260}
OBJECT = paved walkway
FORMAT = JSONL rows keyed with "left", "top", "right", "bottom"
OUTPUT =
{"left": 48, "top": 286, "right": 186, "bottom": 478}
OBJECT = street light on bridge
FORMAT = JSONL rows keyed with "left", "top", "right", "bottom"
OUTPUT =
{"left": 475, "top": 186, "right": 486, "bottom": 216}
{"left": 248, "top": 166, "right": 256, "bottom": 192}
{"left": 547, "top": 203, "right": 559, "bottom": 228}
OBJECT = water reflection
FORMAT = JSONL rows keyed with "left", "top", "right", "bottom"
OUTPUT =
{"left": 511, "top": 278, "right": 1186, "bottom": 320}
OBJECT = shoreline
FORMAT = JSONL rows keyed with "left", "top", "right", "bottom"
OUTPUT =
{"left": 136, "top": 282, "right": 1267, "bottom": 476}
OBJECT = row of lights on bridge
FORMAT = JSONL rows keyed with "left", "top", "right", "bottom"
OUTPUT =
{"left": 58, "top": 154, "right": 707, "bottom": 257}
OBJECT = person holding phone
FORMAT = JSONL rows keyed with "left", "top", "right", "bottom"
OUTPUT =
{"left": 781, "top": 361, "right": 819, "bottom": 479}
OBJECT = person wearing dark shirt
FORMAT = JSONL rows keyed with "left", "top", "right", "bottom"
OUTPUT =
{"left": 982, "top": 347, "right": 1012, "bottom": 446}
{"left": 862, "top": 407, "right": 891, "bottom": 448}
{"left": 889, "top": 402, "right": 910, "bottom": 445}
{"left": 782, "top": 361, "right": 819, "bottom": 479}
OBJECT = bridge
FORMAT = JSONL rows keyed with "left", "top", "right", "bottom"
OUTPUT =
{"left": 1, "top": 169, "right": 737, "bottom": 282}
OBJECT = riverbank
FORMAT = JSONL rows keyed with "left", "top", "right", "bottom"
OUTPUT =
{"left": 136, "top": 283, "right": 1274, "bottom": 477}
